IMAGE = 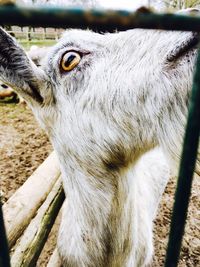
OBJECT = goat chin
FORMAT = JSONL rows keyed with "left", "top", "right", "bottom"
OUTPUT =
{"left": 57, "top": 147, "right": 170, "bottom": 267}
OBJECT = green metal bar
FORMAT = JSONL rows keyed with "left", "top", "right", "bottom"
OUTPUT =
{"left": 0, "top": 200, "right": 10, "bottom": 267}
{"left": 1, "top": 5, "right": 200, "bottom": 31}
{"left": 164, "top": 49, "right": 200, "bottom": 267}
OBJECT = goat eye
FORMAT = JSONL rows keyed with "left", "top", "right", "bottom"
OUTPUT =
{"left": 61, "top": 51, "right": 81, "bottom": 71}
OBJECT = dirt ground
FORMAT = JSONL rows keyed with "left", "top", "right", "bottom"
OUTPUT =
{"left": 0, "top": 103, "right": 52, "bottom": 203}
{"left": 0, "top": 103, "right": 199, "bottom": 266}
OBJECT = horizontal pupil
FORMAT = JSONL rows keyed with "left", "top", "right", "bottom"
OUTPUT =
{"left": 65, "top": 54, "right": 76, "bottom": 67}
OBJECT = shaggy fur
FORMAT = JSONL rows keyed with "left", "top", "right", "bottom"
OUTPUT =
{"left": 0, "top": 23, "right": 199, "bottom": 266}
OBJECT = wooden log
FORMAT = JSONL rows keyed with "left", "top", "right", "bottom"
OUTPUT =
{"left": 11, "top": 179, "right": 65, "bottom": 267}
{"left": 3, "top": 151, "right": 60, "bottom": 248}
{"left": 47, "top": 248, "right": 62, "bottom": 267}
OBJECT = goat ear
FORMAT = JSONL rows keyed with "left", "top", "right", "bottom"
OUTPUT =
{"left": 0, "top": 28, "right": 48, "bottom": 105}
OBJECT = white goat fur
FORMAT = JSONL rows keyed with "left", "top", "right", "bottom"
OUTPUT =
{"left": 0, "top": 26, "right": 199, "bottom": 266}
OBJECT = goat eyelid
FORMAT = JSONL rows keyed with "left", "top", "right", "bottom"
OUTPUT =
{"left": 61, "top": 49, "right": 91, "bottom": 57}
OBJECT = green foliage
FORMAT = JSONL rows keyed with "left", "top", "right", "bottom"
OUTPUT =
{"left": 169, "top": 0, "right": 200, "bottom": 9}
{"left": 150, "top": 0, "right": 200, "bottom": 9}
{"left": 19, "top": 40, "right": 56, "bottom": 50}
{"left": 168, "top": 0, "right": 200, "bottom": 8}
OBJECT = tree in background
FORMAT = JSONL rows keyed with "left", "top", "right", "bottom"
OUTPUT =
{"left": 149, "top": 0, "right": 200, "bottom": 9}
{"left": 166, "top": 0, "right": 200, "bottom": 8}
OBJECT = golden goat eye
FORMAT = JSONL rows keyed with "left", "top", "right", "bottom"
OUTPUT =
{"left": 61, "top": 51, "right": 81, "bottom": 71}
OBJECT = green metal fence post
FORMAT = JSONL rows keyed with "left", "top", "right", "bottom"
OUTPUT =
{"left": 0, "top": 201, "right": 10, "bottom": 267}
{"left": 164, "top": 48, "right": 200, "bottom": 267}
{"left": 1, "top": 6, "right": 200, "bottom": 31}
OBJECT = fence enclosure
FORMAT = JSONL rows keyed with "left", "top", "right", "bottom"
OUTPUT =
{"left": 6, "top": 26, "right": 63, "bottom": 41}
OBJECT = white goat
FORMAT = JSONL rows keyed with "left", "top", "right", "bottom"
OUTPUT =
{"left": 0, "top": 15, "right": 199, "bottom": 266}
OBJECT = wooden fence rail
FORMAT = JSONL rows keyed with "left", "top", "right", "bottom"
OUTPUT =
{"left": 3, "top": 152, "right": 64, "bottom": 266}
